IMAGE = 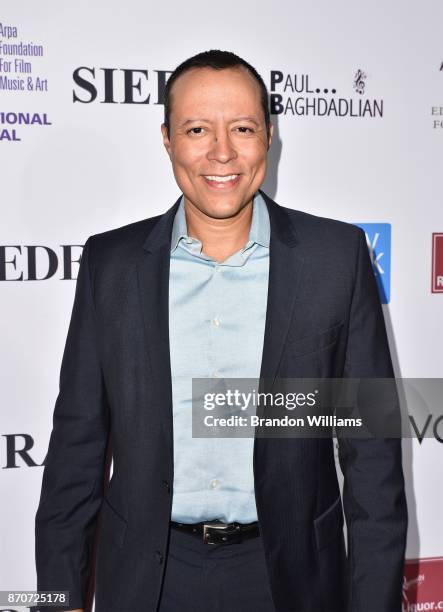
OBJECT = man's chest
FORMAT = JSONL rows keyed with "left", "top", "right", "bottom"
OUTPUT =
{"left": 168, "top": 250, "right": 269, "bottom": 379}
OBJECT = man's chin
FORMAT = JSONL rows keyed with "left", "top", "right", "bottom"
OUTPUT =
{"left": 191, "top": 194, "right": 254, "bottom": 220}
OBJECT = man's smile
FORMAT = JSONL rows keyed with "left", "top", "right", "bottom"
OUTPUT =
{"left": 202, "top": 173, "right": 242, "bottom": 189}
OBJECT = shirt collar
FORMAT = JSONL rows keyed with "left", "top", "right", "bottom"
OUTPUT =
{"left": 248, "top": 190, "right": 270, "bottom": 249}
{"left": 170, "top": 191, "right": 270, "bottom": 253}
{"left": 170, "top": 195, "right": 188, "bottom": 252}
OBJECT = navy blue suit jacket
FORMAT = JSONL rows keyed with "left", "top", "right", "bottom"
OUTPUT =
{"left": 35, "top": 190, "right": 407, "bottom": 611}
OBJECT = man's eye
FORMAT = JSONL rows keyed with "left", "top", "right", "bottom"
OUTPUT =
{"left": 187, "top": 127, "right": 204, "bottom": 135}
{"left": 235, "top": 126, "right": 254, "bottom": 133}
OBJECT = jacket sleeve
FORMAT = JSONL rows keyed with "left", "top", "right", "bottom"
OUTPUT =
{"left": 34, "top": 236, "right": 109, "bottom": 611}
{"left": 338, "top": 228, "right": 408, "bottom": 612}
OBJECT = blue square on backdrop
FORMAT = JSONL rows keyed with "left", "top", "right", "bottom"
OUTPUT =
{"left": 353, "top": 223, "right": 391, "bottom": 304}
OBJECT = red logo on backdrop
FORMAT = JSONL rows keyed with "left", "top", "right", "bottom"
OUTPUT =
{"left": 403, "top": 557, "right": 443, "bottom": 611}
{"left": 432, "top": 233, "right": 443, "bottom": 293}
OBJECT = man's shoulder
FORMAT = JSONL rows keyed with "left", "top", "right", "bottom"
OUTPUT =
{"left": 90, "top": 213, "right": 162, "bottom": 246}
{"left": 271, "top": 198, "right": 364, "bottom": 248}
{"left": 85, "top": 211, "right": 166, "bottom": 266}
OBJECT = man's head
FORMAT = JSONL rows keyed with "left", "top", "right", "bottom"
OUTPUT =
{"left": 161, "top": 50, "right": 273, "bottom": 220}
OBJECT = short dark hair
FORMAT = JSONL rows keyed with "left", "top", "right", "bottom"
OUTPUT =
{"left": 163, "top": 49, "right": 270, "bottom": 137}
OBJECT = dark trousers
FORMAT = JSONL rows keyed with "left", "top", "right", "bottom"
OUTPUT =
{"left": 157, "top": 525, "right": 276, "bottom": 612}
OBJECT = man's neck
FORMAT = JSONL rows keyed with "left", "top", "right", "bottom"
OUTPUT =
{"left": 184, "top": 198, "right": 253, "bottom": 263}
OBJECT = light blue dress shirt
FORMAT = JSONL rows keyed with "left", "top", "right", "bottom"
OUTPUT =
{"left": 168, "top": 191, "right": 270, "bottom": 523}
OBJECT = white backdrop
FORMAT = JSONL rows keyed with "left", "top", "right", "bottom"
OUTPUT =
{"left": 1, "top": 1, "right": 442, "bottom": 610}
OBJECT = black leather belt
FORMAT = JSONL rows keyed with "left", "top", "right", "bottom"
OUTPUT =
{"left": 170, "top": 519, "right": 259, "bottom": 545}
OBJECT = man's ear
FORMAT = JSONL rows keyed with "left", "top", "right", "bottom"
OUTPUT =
{"left": 161, "top": 123, "right": 172, "bottom": 158}
{"left": 267, "top": 122, "right": 274, "bottom": 151}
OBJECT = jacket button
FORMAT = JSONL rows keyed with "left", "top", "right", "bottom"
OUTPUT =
{"left": 162, "top": 479, "right": 170, "bottom": 493}
{"left": 155, "top": 549, "right": 164, "bottom": 564}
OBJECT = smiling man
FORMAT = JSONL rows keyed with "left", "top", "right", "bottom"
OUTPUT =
{"left": 160, "top": 61, "right": 272, "bottom": 263}
{"left": 35, "top": 50, "right": 407, "bottom": 612}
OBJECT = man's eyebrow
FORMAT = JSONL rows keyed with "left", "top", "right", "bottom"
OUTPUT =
{"left": 179, "top": 118, "right": 209, "bottom": 128}
{"left": 231, "top": 116, "right": 261, "bottom": 126}
{"left": 179, "top": 116, "right": 261, "bottom": 127}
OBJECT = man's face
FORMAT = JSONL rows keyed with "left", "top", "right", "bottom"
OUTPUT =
{"left": 161, "top": 66, "right": 273, "bottom": 219}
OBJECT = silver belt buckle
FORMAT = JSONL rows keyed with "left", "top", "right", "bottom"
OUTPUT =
{"left": 203, "top": 521, "right": 237, "bottom": 545}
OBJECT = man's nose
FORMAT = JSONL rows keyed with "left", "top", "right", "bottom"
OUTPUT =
{"left": 206, "top": 129, "right": 237, "bottom": 163}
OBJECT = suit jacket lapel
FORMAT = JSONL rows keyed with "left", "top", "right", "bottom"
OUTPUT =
{"left": 259, "top": 190, "right": 304, "bottom": 386}
{"left": 136, "top": 196, "right": 181, "bottom": 456}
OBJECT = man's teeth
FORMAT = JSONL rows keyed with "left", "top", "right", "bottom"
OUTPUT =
{"left": 204, "top": 174, "right": 239, "bottom": 183}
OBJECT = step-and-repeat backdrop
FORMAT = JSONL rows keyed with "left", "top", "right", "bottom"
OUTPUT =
{"left": 1, "top": 1, "right": 442, "bottom": 610}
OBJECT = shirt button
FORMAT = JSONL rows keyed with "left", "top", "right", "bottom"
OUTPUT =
{"left": 216, "top": 265, "right": 223, "bottom": 272}
{"left": 212, "top": 371, "right": 220, "bottom": 378}
{"left": 210, "top": 479, "right": 219, "bottom": 489}
{"left": 186, "top": 238, "right": 193, "bottom": 244}
{"left": 212, "top": 318, "right": 220, "bottom": 327}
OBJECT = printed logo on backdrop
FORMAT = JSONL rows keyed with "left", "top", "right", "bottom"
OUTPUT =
{"left": 0, "top": 21, "right": 51, "bottom": 142}
{"left": 353, "top": 223, "right": 391, "bottom": 304}
{"left": 431, "top": 233, "right": 443, "bottom": 293}
{"left": 72, "top": 67, "right": 172, "bottom": 105}
{"left": 353, "top": 69, "right": 366, "bottom": 94}
{"left": 71, "top": 64, "right": 383, "bottom": 120}
{"left": 1, "top": 433, "right": 44, "bottom": 468}
{"left": 403, "top": 558, "right": 443, "bottom": 612}
{"left": 431, "top": 61, "right": 443, "bottom": 129}
{"left": 269, "top": 67, "right": 383, "bottom": 118}
{"left": 0, "top": 245, "right": 83, "bottom": 281}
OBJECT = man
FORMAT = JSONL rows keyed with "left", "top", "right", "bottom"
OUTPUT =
{"left": 34, "top": 50, "right": 407, "bottom": 612}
